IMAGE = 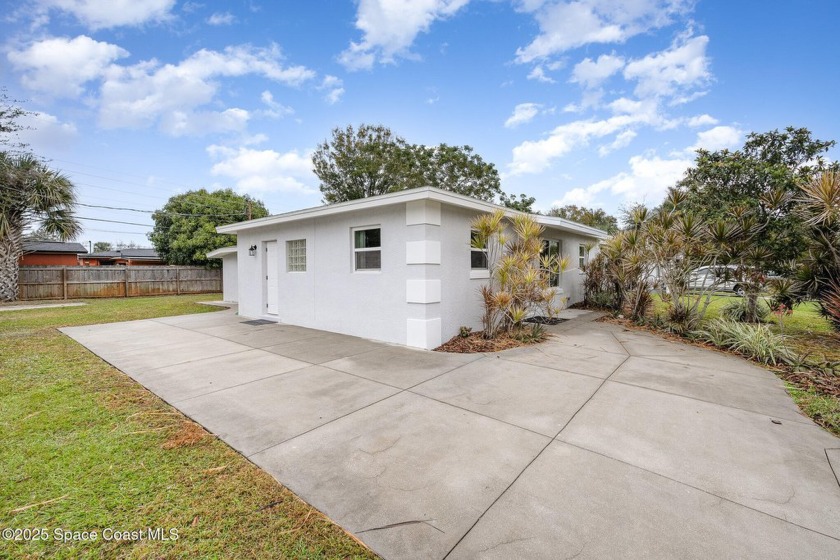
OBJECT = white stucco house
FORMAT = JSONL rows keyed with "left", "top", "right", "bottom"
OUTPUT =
{"left": 214, "top": 187, "right": 608, "bottom": 350}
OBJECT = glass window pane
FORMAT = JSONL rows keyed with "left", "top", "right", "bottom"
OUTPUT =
{"left": 354, "top": 228, "right": 380, "bottom": 249}
{"left": 355, "top": 250, "right": 381, "bottom": 270}
{"left": 471, "top": 250, "right": 488, "bottom": 269}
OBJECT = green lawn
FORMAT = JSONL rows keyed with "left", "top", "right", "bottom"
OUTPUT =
{"left": 0, "top": 295, "right": 375, "bottom": 559}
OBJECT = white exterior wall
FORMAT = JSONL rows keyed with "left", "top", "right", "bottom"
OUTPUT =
{"left": 235, "top": 205, "right": 413, "bottom": 346}
{"left": 436, "top": 206, "right": 597, "bottom": 344}
{"left": 221, "top": 253, "right": 238, "bottom": 302}
{"left": 234, "top": 199, "right": 602, "bottom": 349}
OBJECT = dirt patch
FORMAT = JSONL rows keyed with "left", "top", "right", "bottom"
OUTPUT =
{"left": 163, "top": 421, "right": 210, "bottom": 449}
{"left": 435, "top": 330, "right": 546, "bottom": 353}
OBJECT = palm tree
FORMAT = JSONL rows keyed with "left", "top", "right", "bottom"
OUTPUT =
{"left": 0, "top": 153, "right": 80, "bottom": 301}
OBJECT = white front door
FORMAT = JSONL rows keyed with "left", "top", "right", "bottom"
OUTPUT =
{"left": 264, "top": 240, "right": 279, "bottom": 315}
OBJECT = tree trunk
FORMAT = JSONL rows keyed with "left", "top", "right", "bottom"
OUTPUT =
{"left": 0, "top": 235, "right": 22, "bottom": 302}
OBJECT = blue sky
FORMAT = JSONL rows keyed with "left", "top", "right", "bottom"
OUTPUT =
{"left": 2, "top": 0, "right": 838, "bottom": 247}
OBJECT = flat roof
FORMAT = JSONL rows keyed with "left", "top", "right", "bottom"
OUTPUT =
{"left": 217, "top": 187, "right": 609, "bottom": 239}
{"left": 206, "top": 246, "right": 237, "bottom": 258}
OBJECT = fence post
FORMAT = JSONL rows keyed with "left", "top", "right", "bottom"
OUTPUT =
{"left": 124, "top": 267, "right": 129, "bottom": 298}
{"left": 176, "top": 267, "right": 181, "bottom": 295}
{"left": 62, "top": 267, "right": 67, "bottom": 300}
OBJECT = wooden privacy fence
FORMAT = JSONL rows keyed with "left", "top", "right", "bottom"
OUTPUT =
{"left": 18, "top": 266, "right": 222, "bottom": 300}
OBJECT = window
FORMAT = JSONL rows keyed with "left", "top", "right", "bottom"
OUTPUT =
{"left": 470, "top": 230, "right": 488, "bottom": 270}
{"left": 286, "top": 239, "right": 306, "bottom": 272}
{"left": 579, "top": 244, "right": 588, "bottom": 269}
{"left": 541, "top": 239, "right": 561, "bottom": 287}
{"left": 353, "top": 227, "right": 381, "bottom": 271}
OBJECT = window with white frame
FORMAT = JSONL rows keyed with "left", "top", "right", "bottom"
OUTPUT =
{"left": 579, "top": 244, "right": 588, "bottom": 269}
{"left": 353, "top": 227, "right": 381, "bottom": 271}
{"left": 541, "top": 239, "right": 561, "bottom": 287}
{"left": 470, "top": 230, "right": 488, "bottom": 270}
{"left": 286, "top": 239, "right": 306, "bottom": 272}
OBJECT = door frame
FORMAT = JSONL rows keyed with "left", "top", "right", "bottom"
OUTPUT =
{"left": 263, "top": 240, "right": 279, "bottom": 315}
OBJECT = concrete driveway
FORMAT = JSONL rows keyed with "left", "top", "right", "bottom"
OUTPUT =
{"left": 62, "top": 310, "right": 840, "bottom": 559}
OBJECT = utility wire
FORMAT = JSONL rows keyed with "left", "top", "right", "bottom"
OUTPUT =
{"left": 77, "top": 202, "right": 248, "bottom": 218}
{"left": 77, "top": 216, "right": 152, "bottom": 227}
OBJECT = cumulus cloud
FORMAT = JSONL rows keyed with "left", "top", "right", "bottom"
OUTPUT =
{"left": 555, "top": 153, "right": 692, "bottom": 207}
{"left": 207, "top": 144, "right": 317, "bottom": 193}
{"left": 37, "top": 0, "right": 176, "bottom": 29}
{"left": 7, "top": 35, "right": 128, "bottom": 96}
{"left": 515, "top": 0, "right": 693, "bottom": 63}
{"left": 687, "top": 125, "right": 741, "bottom": 152}
{"left": 623, "top": 34, "right": 710, "bottom": 99}
{"left": 207, "top": 12, "right": 236, "bottom": 25}
{"left": 685, "top": 114, "right": 718, "bottom": 127}
{"left": 259, "top": 90, "right": 294, "bottom": 118}
{"left": 527, "top": 65, "right": 556, "bottom": 83}
{"left": 570, "top": 53, "right": 624, "bottom": 88}
{"left": 339, "top": 0, "right": 470, "bottom": 70}
{"left": 16, "top": 111, "right": 78, "bottom": 151}
{"left": 504, "top": 103, "right": 543, "bottom": 128}
{"left": 598, "top": 129, "right": 637, "bottom": 156}
{"left": 159, "top": 108, "right": 251, "bottom": 137}
{"left": 318, "top": 75, "right": 345, "bottom": 104}
{"left": 98, "top": 44, "right": 315, "bottom": 132}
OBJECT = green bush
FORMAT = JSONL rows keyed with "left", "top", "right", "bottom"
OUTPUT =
{"left": 721, "top": 298, "right": 770, "bottom": 323}
{"left": 694, "top": 318, "right": 791, "bottom": 365}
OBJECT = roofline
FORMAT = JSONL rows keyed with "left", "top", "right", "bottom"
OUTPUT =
{"left": 217, "top": 187, "right": 609, "bottom": 239}
{"left": 206, "top": 246, "right": 237, "bottom": 258}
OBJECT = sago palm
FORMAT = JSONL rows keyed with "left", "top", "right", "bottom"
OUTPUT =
{"left": 0, "top": 153, "right": 80, "bottom": 301}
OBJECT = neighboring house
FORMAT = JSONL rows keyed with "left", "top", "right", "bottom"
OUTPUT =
{"left": 79, "top": 248, "right": 165, "bottom": 266}
{"left": 206, "top": 246, "right": 238, "bottom": 303}
{"left": 216, "top": 187, "right": 608, "bottom": 350}
{"left": 19, "top": 241, "right": 87, "bottom": 266}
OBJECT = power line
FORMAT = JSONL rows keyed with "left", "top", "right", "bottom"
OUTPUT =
{"left": 84, "top": 227, "right": 151, "bottom": 234}
{"left": 76, "top": 202, "right": 248, "bottom": 218}
{"left": 77, "top": 216, "right": 152, "bottom": 227}
{"left": 47, "top": 157, "right": 199, "bottom": 191}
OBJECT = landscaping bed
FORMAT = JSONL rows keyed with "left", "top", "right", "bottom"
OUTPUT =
{"left": 0, "top": 295, "right": 375, "bottom": 559}
{"left": 435, "top": 329, "right": 547, "bottom": 353}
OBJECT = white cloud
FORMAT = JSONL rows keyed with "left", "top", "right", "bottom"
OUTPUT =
{"left": 515, "top": 0, "right": 693, "bottom": 63}
{"left": 98, "top": 44, "right": 315, "bottom": 132}
{"left": 159, "top": 108, "right": 251, "bottom": 137}
{"left": 259, "top": 90, "right": 294, "bottom": 118}
{"left": 207, "top": 12, "right": 236, "bottom": 25}
{"left": 339, "top": 0, "right": 470, "bottom": 70}
{"left": 318, "top": 75, "right": 344, "bottom": 104}
{"left": 7, "top": 35, "right": 128, "bottom": 96}
{"left": 598, "top": 129, "right": 636, "bottom": 156}
{"left": 207, "top": 144, "right": 317, "bottom": 193}
{"left": 505, "top": 103, "right": 542, "bottom": 128}
{"left": 16, "top": 111, "right": 78, "bottom": 151}
{"left": 561, "top": 153, "right": 691, "bottom": 207}
{"left": 570, "top": 53, "right": 624, "bottom": 88}
{"left": 688, "top": 125, "right": 741, "bottom": 152}
{"left": 38, "top": 0, "right": 176, "bottom": 29}
{"left": 527, "top": 65, "right": 555, "bottom": 83}
{"left": 623, "top": 34, "right": 710, "bottom": 99}
{"left": 508, "top": 104, "right": 662, "bottom": 175}
{"left": 685, "top": 114, "right": 717, "bottom": 127}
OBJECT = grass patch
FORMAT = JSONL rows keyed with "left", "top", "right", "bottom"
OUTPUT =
{"left": 0, "top": 295, "right": 375, "bottom": 559}
{"left": 785, "top": 384, "right": 840, "bottom": 437}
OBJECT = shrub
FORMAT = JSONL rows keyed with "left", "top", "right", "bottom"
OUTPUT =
{"left": 721, "top": 298, "right": 770, "bottom": 323}
{"left": 666, "top": 301, "right": 700, "bottom": 334}
{"left": 693, "top": 319, "right": 791, "bottom": 365}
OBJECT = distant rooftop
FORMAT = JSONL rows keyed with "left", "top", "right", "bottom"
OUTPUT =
{"left": 86, "top": 248, "right": 160, "bottom": 259}
{"left": 22, "top": 240, "right": 87, "bottom": 254}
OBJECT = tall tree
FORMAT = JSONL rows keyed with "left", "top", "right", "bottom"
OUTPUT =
{"left": 312, "top": 123, "right": 502, "bottom": 203}
{"left": 499, "top": 192, "right": 536, "bottom": 213}
{"left": 1, "top": 153, "right": 80, "bottom": 301}
{"left": 547, "top": 204, "right": 619, "bottom": 234}
{"left": 149, "top": 189, "right": 269, "bottom": 267}
{"left": 93, "top": 241, "right": 113, "bottom": 252}
{"left": 0, "top": 88, "right": 30, "bottom": 152}
{"left": 672, "top": 127, "right": 837, "bottom": 270}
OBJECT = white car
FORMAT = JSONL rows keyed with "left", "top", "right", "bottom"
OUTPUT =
{"left": 687, "top": 265, "right": 746, "bottom": 296}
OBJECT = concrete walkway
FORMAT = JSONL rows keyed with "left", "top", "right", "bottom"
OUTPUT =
{"left": 62, "top": 310, "right": 840, "bottom": 559}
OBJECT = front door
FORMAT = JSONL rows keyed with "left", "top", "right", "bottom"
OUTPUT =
{"left": 264, "top": 240, "right": 279, "bottom": 315}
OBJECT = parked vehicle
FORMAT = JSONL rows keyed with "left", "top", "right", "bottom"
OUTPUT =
{"left": 687, "top": 265, "right": 782, "bottom": 296}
